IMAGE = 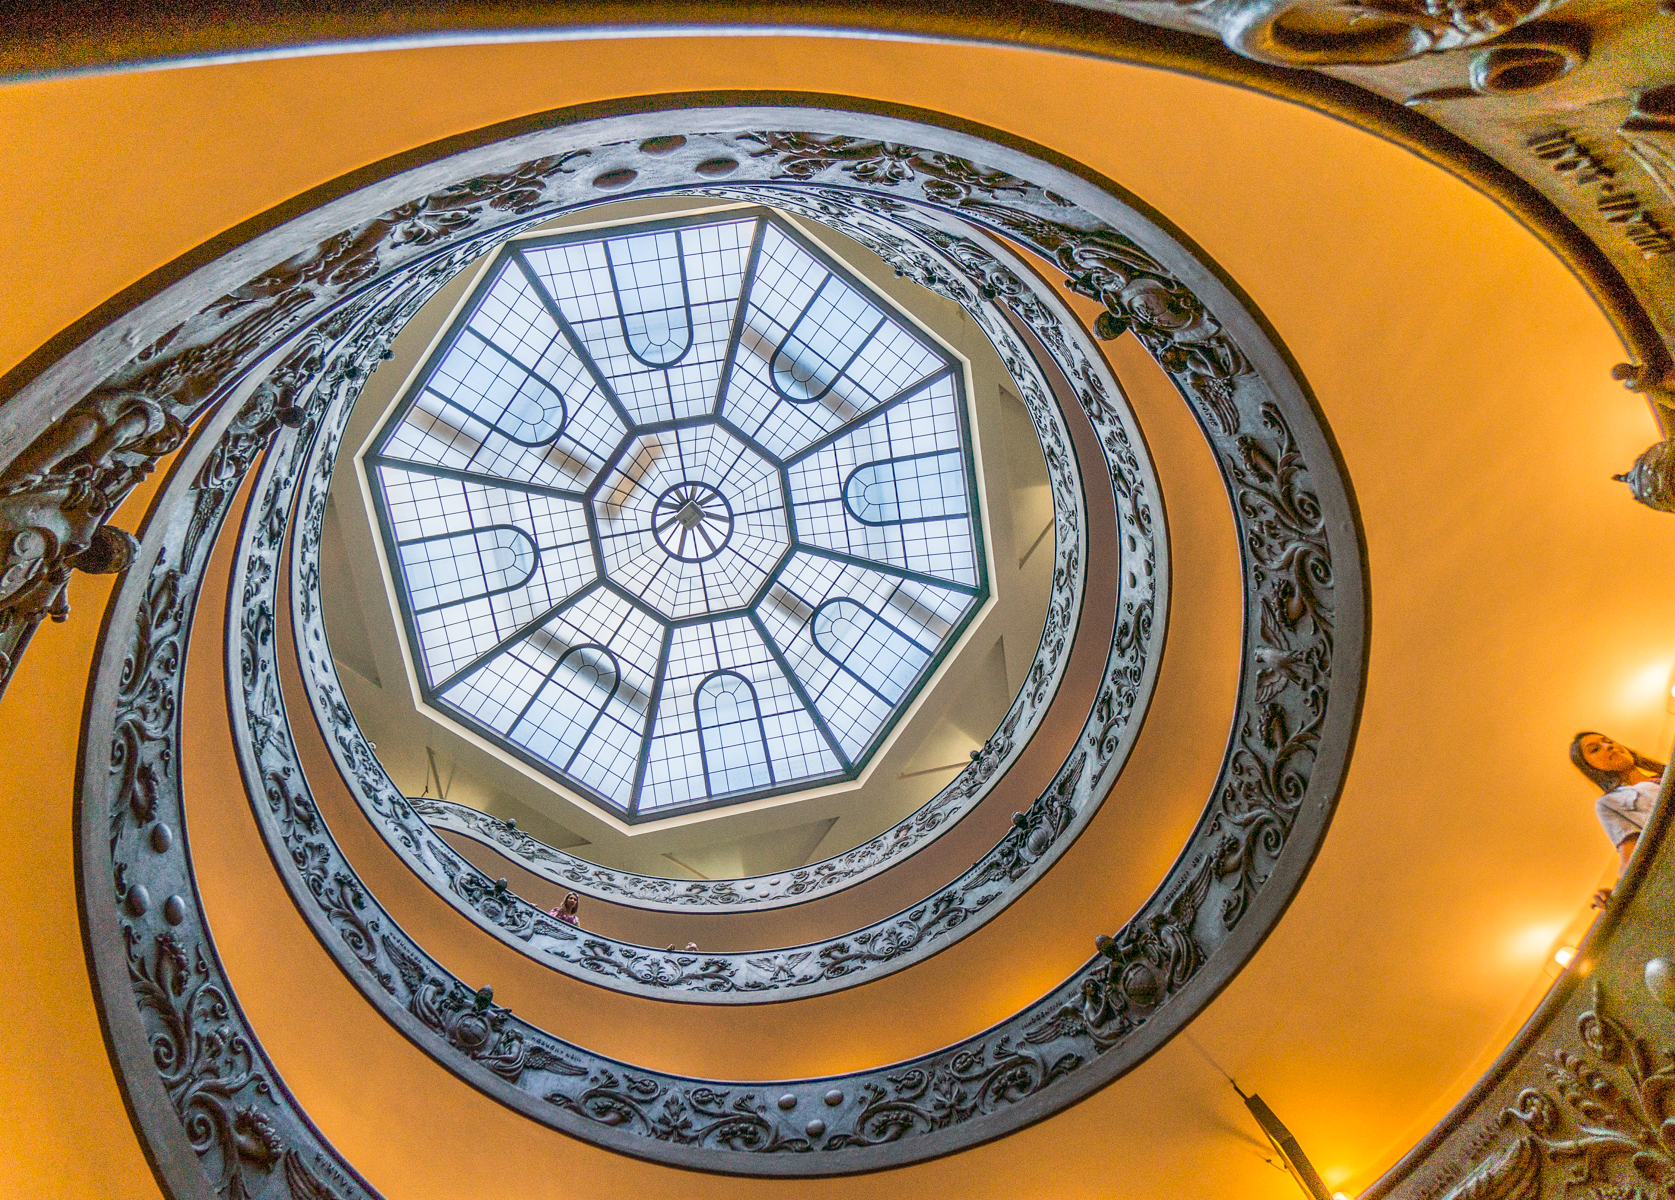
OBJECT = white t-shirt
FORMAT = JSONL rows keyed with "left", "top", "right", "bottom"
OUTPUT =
{"left": 1595, "top": 779, "right": 1660, "bottom": 848}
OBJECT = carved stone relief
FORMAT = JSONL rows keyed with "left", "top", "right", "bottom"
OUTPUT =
{"left": 1060, "top": 0, "right": 1559, "bottom": 67}
{"left": 86, "top": 320, "right": 400, "bottom": 1200}
{"left": 67, "top": 106, "right": 1364, "bottom": 1184}
{"left": 0, "top": 391, "right": 186, "bottom": 693}
{"left": 1046, "top": 0, "right": 1675, "bottom": 430}
{"left": 1621, "top": 84, "right": 1675, "bottom": 212}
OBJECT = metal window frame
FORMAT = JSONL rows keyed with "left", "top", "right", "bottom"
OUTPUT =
{"left": 693, "top": 668, "right": 777, "bottom": 798}
{"left": 604, "top": 227, "right": 696, "bottom": 369}
{"left": 809, "top": 595, "right": 936, "bottom": 706}
{"left": 365, "top": 206, "right": 990, "bottom": 822}
{"left": 507, "top": 640, "right": 624, "bottom": 777}
{"left": 841, "top": 448, "right": 970, "bottom": 527}
{"left": 445, "top": 324, "right": 571, "bottom": 446}
{"left": 396, "top": 523, "right": 542, "bottom": 614}
{"left": 769, "top": 274, "right": 889, "bottom": 405}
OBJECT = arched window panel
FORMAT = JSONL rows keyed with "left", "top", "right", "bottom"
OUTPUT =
{"left": 456, "top": 262, "right": 627, "bottom": 485}
{"left": 784, "top": 376, "right": 980, "bottom": 589}
{"left": 639, "top": 619, "right": 840, "bottom": 813}
{"left": 436, "top": 593, "right": 661, "bottom": 810}
{"left": 770, "top": 278, "right": 883, "bottom": 404}
{"left": 376, "top": 261, "right": 627, "bottom": 489}
{"left": 376, "top": 381, "right": 616, "bottom": 496}
{"left": 371, "top": 465, "right": 596, "bottom": 685}
{"left": 761, "top": 552, "right": 970, "bottom": 761}
{"left": 428, "top": 330, "right": 567, "bottom": 446}
{"left": 695, "top": 672, "right": 774, "bottom": 797}
{"left": 465, "top": 261, "right": 566, "bottom": 376}
{"left": 509, "top": 644, "right": 621, "bottom": 773}
{"left": 843, "top": 452, "right": 968, "bottom": 525}
{"left": 521, "top": 218, "right": 755, "bottom": 425}
{"left": 721, "top": 225, "right": 947, "bottom": 462}
{"left": 511, "top": 647, "right": 645, "bottom": 809}
{"left": 399, "top": 526, "right": 535, "bottom": 611}
{"left": 811, "top": 599, "right": 933, "bottom": 706}
{"left": 606, "top": 231, "right": 694, "bottom": 368}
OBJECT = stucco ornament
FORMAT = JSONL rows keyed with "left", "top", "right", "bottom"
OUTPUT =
{"left": 1059, "top": 0, "right": 1556, "bottom": 65}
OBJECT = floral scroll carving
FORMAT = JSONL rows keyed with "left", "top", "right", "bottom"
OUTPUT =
{"left": 98, "top": 320, "right": 389, "bottom": 1198}
{"left": 1429, "top": 983, "right": 1675, "bottom": 1200}
{"left": 0, "top": 391, "right": 185, "bottom": 692}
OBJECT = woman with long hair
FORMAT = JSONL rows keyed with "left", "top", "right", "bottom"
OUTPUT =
{"left": 547, "top": 892, "right": 581, "bottom": 927}
{"left": 1571, "top": 731, "right": 1665, "bottom": 875}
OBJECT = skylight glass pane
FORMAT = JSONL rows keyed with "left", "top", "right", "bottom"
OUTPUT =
{"left": 785, "top": 373, "right": 977, "bottom": 588}
{"left": 756, "top": 550, "right": 964, "bottom": 761}
{"left": 400, "top": 526, "right": 535, "bottom": 611}
{"left": 372, "top": 464, "right": 595, "bottom": 685}
{"left": 437, "top": 589, "right": 661, "bottom": 809}
{"left": 609, "top": 231, "right": 693, "bottom": 367}
{"left": 720, "top": 225, "right": 944, "bottom": 462}
{"left": 366, "top": 209, "right": 988, "bottom": 818}
{"left": 639, "top": 617, "right": 841, "bottom": 812}
{"left": 523, "top": 219, "right": 754, "bottom": 425}
{"left": 696, "top": 673, "right": 774, "bottom": 794}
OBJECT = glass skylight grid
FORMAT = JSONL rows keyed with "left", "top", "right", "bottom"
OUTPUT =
{"left": 362, "top": 208, "right": 989, "bottom": 820}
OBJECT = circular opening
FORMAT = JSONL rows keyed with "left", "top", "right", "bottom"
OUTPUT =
{"left": 651, "top": 480, "right": 736, "bottom": 562}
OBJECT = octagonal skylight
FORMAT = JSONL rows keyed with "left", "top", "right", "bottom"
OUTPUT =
{"left": 363, "top": 208, "right": 988, "bottom": 820}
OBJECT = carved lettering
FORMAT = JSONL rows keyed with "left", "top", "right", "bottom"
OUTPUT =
{"left": 1528, "top": 129, "right": 1675, "bottom": 258}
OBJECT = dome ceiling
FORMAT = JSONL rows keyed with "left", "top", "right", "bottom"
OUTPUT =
{"left": 365, "top": 209, "right": 985, "bottom": 820}
{"left": 4, "top": 13, "right": 1673, "bottom": 1200}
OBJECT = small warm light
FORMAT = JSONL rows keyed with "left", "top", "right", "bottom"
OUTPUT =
{"left": 1627, "top": 659, "right": 1675, "bottom": 707}
{"left": 1511, "top": 923, "right": 1566, "bottom": 960}
{"left": 1555, "top": 946, "right": 1576, "bottom": 968}
{"left": 1333, "top": 1193, "right": 1352, "bottom": 1200}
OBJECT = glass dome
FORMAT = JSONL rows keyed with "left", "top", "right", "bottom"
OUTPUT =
{"left": 364, "top": 208, "right": 988, "bottom": 821}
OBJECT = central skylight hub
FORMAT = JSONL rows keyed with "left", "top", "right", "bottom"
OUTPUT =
{"left": 593, "top": 422, "right": 788, "bottom": 618}
{"left": 362, "top": 207, "right": 988, "bottom": 821}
